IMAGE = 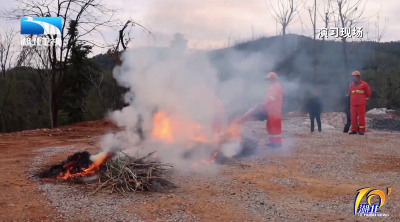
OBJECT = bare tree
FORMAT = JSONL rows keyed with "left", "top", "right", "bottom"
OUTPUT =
{"left": 105, "top": 20, "right": 151, "bottom": 140}
{"left": 318, "top": 0, "right": 335, "bottom": 44}
{"left": 107, "top": 19, "right": 151, "bottom": 64}
{"left": 0, "top": 30, "right": 15, "bottom": 78}
{"left": 367, "top": 15, "right": 396, "bottom": 108}
{"left": 308, "top": 0, "right": 317, "bottom": 85}
{"left": 81, "top": 19, "right": 149, "bottom": 121}
{"left": 331, "top": 0, "right": 371, "bottom": 76}
{"left": 267, "top": 0, "right": 304, "bottom": 36}
{"left": 2, "top": 0, "right": 120, "bottom": 128}
{"left": 0, "top": 29, "right": 16, "bottom": 132}
{"left": 0, "top": 28, "right": 35, "bottom": 132}
{"left": 372, "top": 14, "right": 388, "bottom": 43}
{"left": 266, "top": 0, "right": 304, "bottom": 57}
{"left": 33, "top": 48, "right": 56, "bottom": 126}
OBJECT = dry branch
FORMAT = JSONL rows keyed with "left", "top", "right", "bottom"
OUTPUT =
{"left": 266, "top": 0, "right": 305, "bottom": 35}
{"left": 90, "top": 151, "right": 178, "bottom": 195}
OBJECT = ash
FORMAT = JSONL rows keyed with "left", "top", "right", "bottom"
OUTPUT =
{"left": 370, "top": 118, "right": 400, "bottom": 132}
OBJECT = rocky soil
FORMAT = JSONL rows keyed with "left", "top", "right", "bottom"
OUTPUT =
{"left": 1, "top": 116, "right": 399, "bottom": 221}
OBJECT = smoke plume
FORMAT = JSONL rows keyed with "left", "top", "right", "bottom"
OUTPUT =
{"left": 99, "top": 33, "right": 301, "bottom": 173}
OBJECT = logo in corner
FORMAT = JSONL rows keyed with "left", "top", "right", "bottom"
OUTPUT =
{"left": 21, "top": 17, "right": 62, "bottom": 35}
{"left": 354, "top": 187, "right": 391, "bottom": 217}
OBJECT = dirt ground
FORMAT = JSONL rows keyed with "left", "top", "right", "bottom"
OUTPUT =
{"left": 0, "top": 117, "right": 399, "bottom": 222}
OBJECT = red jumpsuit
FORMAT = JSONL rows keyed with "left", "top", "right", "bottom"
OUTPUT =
{"left": 264, "top": 81, "right": 283, "bottom": 145}
{"left": 349, "top": 80, "right": 371, "bottom": 133}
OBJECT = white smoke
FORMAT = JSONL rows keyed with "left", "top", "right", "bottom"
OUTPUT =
{"left": 98, "top": 34, "right": 299, "bottom": 173}
{"left": 219, "top": 141, "right": 242, "bottom": 158}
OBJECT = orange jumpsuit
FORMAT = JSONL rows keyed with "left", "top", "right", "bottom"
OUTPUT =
{"left": 264, "top": 81, "right": 283, "bottom": 145}
{"left": 349, "top": 80, "right": 371, "bottom": 133}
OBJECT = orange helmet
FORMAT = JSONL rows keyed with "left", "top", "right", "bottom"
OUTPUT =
{"left": 351, "top": 71, "right": 361, "bottom": 76}
{"left": 265, "top": 72, "right": 278, "bottom": 79}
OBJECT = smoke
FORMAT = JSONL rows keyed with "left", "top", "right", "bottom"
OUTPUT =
{"left": 219, "top": 141, "right": 242, "bottom": 158}
{"left": 98, "top": 33, "right": 302, "bottom": 174}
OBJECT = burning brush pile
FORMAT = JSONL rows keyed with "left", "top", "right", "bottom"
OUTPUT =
{"left": 37, "top": 106, "right": 243, "bottom": 194}
{"left": 37, "top": 150, "right": 177, "bottom": 194}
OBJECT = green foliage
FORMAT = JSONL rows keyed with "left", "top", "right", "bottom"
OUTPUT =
{"left": 60, "top": 43, "right": 94, "bottom": 125}
{"left": 0, "top": 67, "right": 49, "bottom": 132}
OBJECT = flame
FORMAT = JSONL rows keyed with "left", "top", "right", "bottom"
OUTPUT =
{"left": 224, "top": 119, "right": 241, "bottom": 141}
{"left": 152, "top": 112, "right": 174, "bottom": 142}
{"left": 57, "top": 153, "right": 112, "bottom": 180}
{"left": 191, "top": 151, "right": 218, "bottom": 167}
{"left": 151, "top": 111, "right": 215, "bottom": 143}
{"left": 151, "top": 108, "right": 241, "bottom": 166}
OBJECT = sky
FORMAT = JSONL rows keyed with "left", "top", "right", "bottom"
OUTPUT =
{"left": 1, "top": 0, "right": 399, "bottom": 55}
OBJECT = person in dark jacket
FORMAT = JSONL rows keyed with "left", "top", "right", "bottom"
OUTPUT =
{"left": 306, "top": 90, "right": 322, "bottom": 132}
{"left": 343, "top": 94, "right": 351, "bottom": 133}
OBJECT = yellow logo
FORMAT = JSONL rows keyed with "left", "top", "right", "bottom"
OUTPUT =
{"left": 354, "top": 187, "right": 391, "bottom": 216}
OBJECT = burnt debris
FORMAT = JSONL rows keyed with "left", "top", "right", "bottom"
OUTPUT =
{"left": 370, "top": 118, "right": 400, "bottom": 132}
{"left": 37, "top": 151, "right": 92, "bottom": 179}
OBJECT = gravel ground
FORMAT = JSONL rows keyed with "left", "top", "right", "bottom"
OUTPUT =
{"left": 30, "top": 116, "right": 400, "bottom": 221}
{"left": 370, "top": 118, "right": 400, "bottom": 132}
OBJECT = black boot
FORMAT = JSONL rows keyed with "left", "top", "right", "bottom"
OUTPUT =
{"left": 349, "top": 131, "right": 357, "bottom": 134}
{"left": 359, "top": 132, "right": 364, "bottom": 135}
{"left": 344, "top": 123, "right": 350, "bottom": 133}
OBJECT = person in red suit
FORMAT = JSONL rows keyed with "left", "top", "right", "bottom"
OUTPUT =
{"left": 349, "top": 71, "right": 371, "bottom": 135}
{"left": 238, "top": 72, "right": 283, "bottom": 148}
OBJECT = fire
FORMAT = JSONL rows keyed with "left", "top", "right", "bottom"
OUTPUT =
{"left": 151, "top": 111, "right": 215, "bottom": 143}
{"left": 223, "top": 119, "right": 241, "bottom": 141}
{"left": 152, "top": 112, "right": 174, "bottom": 142}
{"left": 57, "top": 153, "right": 112, "bottom": 180}
{"left": 151, "top": 109, "right": 241, "bottom": 165}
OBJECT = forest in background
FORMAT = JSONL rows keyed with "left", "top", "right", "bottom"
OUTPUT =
{"left": 0, "top": 0, "right": 399, "bottom": 133}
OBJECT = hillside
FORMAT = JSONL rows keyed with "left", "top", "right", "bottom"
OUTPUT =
{"left": 1, "top": 34, "right": 400, "bottom": 132}
{"left": 93, "top": 34, "right": 400, "bottom": 111}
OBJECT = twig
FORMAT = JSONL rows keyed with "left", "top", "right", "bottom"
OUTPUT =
{"left": 90, "top": 179, "right": 110, "bottom": 195}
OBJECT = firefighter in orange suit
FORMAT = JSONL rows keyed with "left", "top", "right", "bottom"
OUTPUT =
{"left": 238, "top": 72, "right": 283, "bottom": 148}
{"left": 263, "top": 72, "right": 283, "bottom": 147}
{"left": 349, "top": 71, "right": 371, "bottom": 135}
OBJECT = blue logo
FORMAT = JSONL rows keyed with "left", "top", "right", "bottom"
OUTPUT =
{"left": 21, "top": 17, "right": 62, "bottom": 35}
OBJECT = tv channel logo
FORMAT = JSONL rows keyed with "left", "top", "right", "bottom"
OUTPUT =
{"left": 354, "top": 187, "right": 391, "bottom": 217}
{"left": 21, "top": 17, "right": 62, "bottom": 36}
